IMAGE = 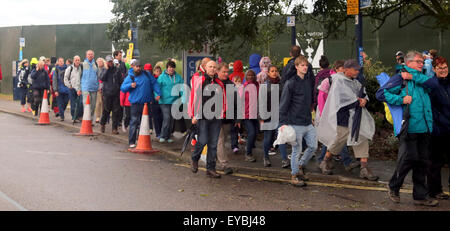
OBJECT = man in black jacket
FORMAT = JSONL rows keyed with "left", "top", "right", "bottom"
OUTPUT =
{"left": 280, "top": 55, "right": 317, "bottom": 187}
{"left": 100, "top": 55, "right": 124, "bottom": 134}
{"left": 30, "top": 61, "right": 50, "bottom": 116}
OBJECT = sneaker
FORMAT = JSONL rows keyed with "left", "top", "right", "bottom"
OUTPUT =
{"left": 245, "top": 155, "right": 256, "bottom": 162}
{"left": 159, "top": 138, "right": 166, "bottom": 143}
{"left": 95, "top": 118, "right": 100, "bottom": 123}
{"left": 129, "top": 144, "right": 136, "bottom": 148}
{"left": 112, "top": 129, "right": 119, "bottom": 135}
{"left": 122, "top": 126, "right": 127, "bottom": 133}
{"left": 233, "top": 148, "right": 239, "bottom": 154}
{"left": 430, "top": 193, "right": 449, "bottom": 200}
{"left": 281, "top": 160, "right": 290, "bottom": 169}
{"left": 167, "top": 139, "right": 174, "bottom": 143}
{"left": 268, "top": 148, "right": 277, "bottom": 156}
{"left": 27, "top": 107, "right": 32, "bottom": 112}
{"left": 297, "top": 166, "right": 309, "bottom": 181}
{"left": 263, "top": 158, "right": 271, "bottom": 167}
{"left": 359, "top": 167, "right": 379, "bottom": 181}
{"left": 388, "top": 188, "right": 400, "bottom": 204}
{"left": 291, "top": 175, "right": 306, "bottom": 187}
{"left": 21, "top": 108, "right": 26, "bottom": 113}
{"left": 319, "top": 159, "right": 333, "bottom": 175}
{"left": 344, "top": 161, "right": 361, "bottom": 172}
{"left": 413, "top": 198, "right": 439, "bottom": 207}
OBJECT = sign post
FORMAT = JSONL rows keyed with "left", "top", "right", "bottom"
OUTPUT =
{"left": 182, "top": 45, "right": 213, "bottom": 86}
{"left": 287, "top": 16, "right": 296, "bottom": 46}
{"left": 348, "top": 0, "right": 364, "bottom": 83}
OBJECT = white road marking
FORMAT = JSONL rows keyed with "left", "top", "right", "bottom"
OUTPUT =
{"left": 25, "top": 150, "right": 70, "bottom": 156}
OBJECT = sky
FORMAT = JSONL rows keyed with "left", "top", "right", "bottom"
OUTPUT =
{"left": 0, "top": 0, "right": 115, "bottom": 27}
{"left": 0, "top": 0, "right": 313, "bottom": 28}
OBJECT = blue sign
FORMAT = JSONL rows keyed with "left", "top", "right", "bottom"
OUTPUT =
{"left": 359, "top": 47, "right": 364, "bottom": 67}
{"left": 186, "top": 56, "right": 213, "bottom": 87}
{"left": 360, "top": 0, "right": 372, "bottom": 9}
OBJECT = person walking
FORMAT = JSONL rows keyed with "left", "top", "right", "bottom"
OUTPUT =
{"left": 188, "top": 60, "right": 226, "bottom": 178}
{"left": 280, "top": 55, "right": 317, "bottom": 187}
{"left": 120, "top": 60, "right": 161, "bottom": 148}
{"left": 315, "top": 60, "right": 360, "bottom": 173}
{"left": 148, "top": 65, "right": 163, "bottom": 139}
{"left": 30, "top": 61, "right": 50, "bottom": 116}
{"left": 81, "top": 50, "right": 99, "bottom": 123}
{"left": 382, "top": 51, "right": 437, "bottom": 207}
{"left": 17, "top": 59, "right": 33, "bottom": 113}
{"left": 241, "top": 70, "right": 259, "bottom": 163}
{"left": 426, "top": 56, "right": 450, "bottom": 200}
{"left": 64, "top": 55, "right": 84, "bottom": 122}
{"left": 261, "top": 65, "right": 290, "bottom": 168}
{"left": 100, "top": 55, "right": 123, "bottom": 135}
{"left": 52, "top": 58, "right": 69, "bottom": 121}
{"left": 157, "top": 61, "right": 184, "bottom": 143}
{"left": 318, "top": 59, "right": 378, "bottom": 181}
{"left": 95, "top": 58, "right": 107, "bottom": 124}
{"left": 216, "top": 62, "right": 239, "bottom": 175}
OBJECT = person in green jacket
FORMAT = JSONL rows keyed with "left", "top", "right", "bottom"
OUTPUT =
{"left": 384, "top": 50, "right": 438, "bottom": 207}
{"left": 157, "top": 60, "right": 184, "bottom": 143}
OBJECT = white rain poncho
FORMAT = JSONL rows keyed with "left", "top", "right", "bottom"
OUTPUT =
{"left": 316, "top": 73, "right": 375, "bottom": 147}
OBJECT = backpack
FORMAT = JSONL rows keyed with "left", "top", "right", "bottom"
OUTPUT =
{"left": 67, "top": 64, "right": 83, "bottom": 82}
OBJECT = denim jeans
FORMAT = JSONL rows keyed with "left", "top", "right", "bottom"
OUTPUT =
{"left": 191, "top": 119, "right": 222, "bottom": 171}
{"left": 57, "top": 92, "right": 70, "bottom": 120}
{"left": 150, "top": 101, "right": 163, "bottom": 138}
{"left": 263, "top": 128, "right": 287, "bottom": 160}
{"left": 244, "top": 119, "right": 259, "bottom": 156}
{"left": 316, "top": 145, "right": 353, "bottom": 167}
{"left": 129, "top": 104, "right": 144, "bottom": 145}
{"left": 290, "top": 124, "right": 317, "bottom": 175}
{"left": 69, "top": 88, "right": 83, "bottom": 120}
{"left": 160, "top": 104, "right": 174, "bottom": 140}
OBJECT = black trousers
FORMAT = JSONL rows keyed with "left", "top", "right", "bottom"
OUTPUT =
{"left": 32, "top": 89, "right": 45, "bottom": 113}
{"left": 100, "top": 95, "right": 121, "bottom": 130}
{"left": 427, "top": 134, "right": 450, "bottom": 196}
{"left": 389, "top": 133, "right": 431, "bottom": 200}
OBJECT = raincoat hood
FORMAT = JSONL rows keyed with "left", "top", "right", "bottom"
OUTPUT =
{"left": 229, "top": 60, "right": 245, "bottom": 82}
{"left": 256, "top": 57, "right": 271, "bottom": 84}
{"left": 30, "top": 58, "right": 38, "bottom": 65}
{"left": 249, "top": 54, "right": 261, "bottom": 75}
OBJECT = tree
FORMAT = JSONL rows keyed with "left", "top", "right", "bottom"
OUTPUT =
{"left": 107, "top": 0, "right": 289, "bottom": 55}
{"left": 291, "top": 0, "right": 449, "bottom": 39}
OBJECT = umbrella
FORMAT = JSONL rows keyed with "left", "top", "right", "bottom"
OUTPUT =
{"left": 180, "top": 124, "right": 197, "bottom": 156}
{"left": 351, "top": 86, "right": 364, "bottom": 143}
{"left": 376, "top": 73, "right": 404, "bottom": 136}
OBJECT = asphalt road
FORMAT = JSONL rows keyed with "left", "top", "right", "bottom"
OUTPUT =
{"left": 0, "top": 112, "right": 448, "bottom": 211}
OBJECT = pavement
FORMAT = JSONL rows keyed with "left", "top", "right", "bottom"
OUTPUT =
{"left": 0, "top": 97, "right": 449, "bottom": 193}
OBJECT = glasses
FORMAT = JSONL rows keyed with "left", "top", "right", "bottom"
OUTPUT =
{"left": 436, "top": 66, "right": 448, "bottom": 70}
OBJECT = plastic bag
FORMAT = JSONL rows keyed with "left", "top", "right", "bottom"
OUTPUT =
{"left": 273, "top": 125, "right": 297, "bottom": 147}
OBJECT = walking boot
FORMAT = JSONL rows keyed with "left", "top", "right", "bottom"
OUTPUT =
{"left": 388, "top": 188, "right": 400, "bottom": 204}
{"left": 112, "top": 129, "right": 119, "bottom": 135}
{"left": 101, "top": 125, "right": 105, "bottom": 133}
{"left": 291, "top": 175, "right": 306, "bottom": 187}
{"left": 430, "top": 192, "right": 449, "bottom": 200}
{"left": 344, "top": 161, "right": 360, "bottom": 172}
{"left": 245, "top": 154, "right": 256, "bottom": 162}
{"left": 414, "top": 198, "right": 439, "bottom": 207}
{"left": 191, "top": 161, "right": 198, "bottom": 173}
{"left": 263, "top": 158, "right": 271, "bottom": 167}
{"left": 359, "top": 162, "right": 379, "bottom": 181}
{"left": 281, "top": 160, "right": 290, "bottom": 169}
{"left": 297, "top": 165, "right": 309, "bottom": 181}
{"left": 319, "top": 158, "right": 333, "bottom": 175}
{"left": 206, "top": 170, "right": 221, "bottom": 178}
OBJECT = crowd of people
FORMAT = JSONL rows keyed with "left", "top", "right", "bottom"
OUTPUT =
{"left": 14, "top": 46, "right": 449, "bottom": 207}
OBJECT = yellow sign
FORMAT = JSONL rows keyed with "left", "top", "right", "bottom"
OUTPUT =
{"left": 128, "top": 30, "right": 132, "bottom": 40}
{"left": 347, "top": 0, "right": 359, "bottom": 15}
{"left": 126, "top": 43, "right": 134, "bottom": 63}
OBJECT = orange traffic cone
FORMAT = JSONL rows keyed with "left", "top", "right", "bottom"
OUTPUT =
{"left": 128, "top": 103, "right": 158, "bottom": 154}
{"left": 75, "top": 94, "right": 97, "bottom": 136}
{"left": 36, "top": 90, "right": 50, "bottom": 125}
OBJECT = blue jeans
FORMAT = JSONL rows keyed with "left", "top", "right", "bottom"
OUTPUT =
{"left": 129, "top": 104, "right": 145, "bottom": 145}
{"left": 290, "top": 124, "right": 318, "bottom": 175}
{"left": 191, "top": 119, "right": 222, "bottom": 171}
{"left": 263, "top": 128, "right": 287, "bottom": 160}
{"left": 57, "top": 92, "right": 70, "bottom": 120}
{"left": 316, "top": 145, "right": 353, "bottom": 166}
{"left": 150, "top": 101, "right": 163, "bottom": 138}
{"left": 69, "top": 88, "right": 83, "bottom": 120}
{"left": 160, "top": 104, "right": 174, "bottom": 140}
{"left": 244, "top": 119, "right": 259, "bottom": 156}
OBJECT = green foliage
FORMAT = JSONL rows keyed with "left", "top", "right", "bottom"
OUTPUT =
{"left": 363, "top": 58, "right": 393, "bottom": 115}
{"left": 107, "top": 0, "right": 289, "bottom": 56}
